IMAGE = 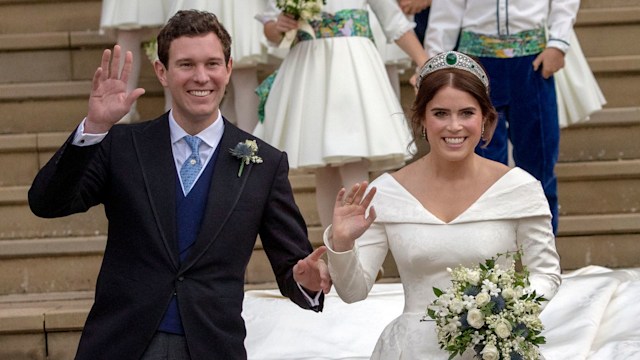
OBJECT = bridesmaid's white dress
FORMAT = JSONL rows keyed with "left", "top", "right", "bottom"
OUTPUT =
{"left": 100, "top": 0, "right": 170, "bottom": 30}
{"left": 256, "top": 0, "right": 417, "bottom": 171}
{"left": 168, "top": 0, "right": 267, "bottom": 66}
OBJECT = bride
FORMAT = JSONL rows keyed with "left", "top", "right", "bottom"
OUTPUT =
{"left": 324, "top": 51, "right": 562, "bottom": 359}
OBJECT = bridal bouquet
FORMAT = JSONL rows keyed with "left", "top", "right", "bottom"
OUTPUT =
{"left": 275, "top": 0, "right": 325, "bottom": 48}
{"left": 426, "top": 250, "right": 547, "bottom": 360}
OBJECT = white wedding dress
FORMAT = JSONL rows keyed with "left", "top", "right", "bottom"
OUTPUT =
{"left": 243, "top": 267, "right": 640, "bottom": 359}
{"left": 326, "top": 168, "right": 562, "bottom": 359}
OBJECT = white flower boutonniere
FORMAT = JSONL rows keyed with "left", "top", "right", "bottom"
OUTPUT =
{"left": 230, "top": 140, "right": 263, "bottom": 177}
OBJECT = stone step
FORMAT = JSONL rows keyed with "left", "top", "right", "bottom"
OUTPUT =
{"left": 587, "top": 57, "right": 640, "bottom": 108}
{"left": 1, "top": 142, "right": 637, "bottom": 237}
{"left": 0, "top": 224, "right": 324, "bottom": 296}
{"left": 557, "top": 159, "right": 640, "bottom": 216}
{"left": 0, "top": 0, "right": 101, "bottom": 35}
{"left": 0, "top": 170, "right": 320, "bottom": 241}
{"left": 576, "top": 7, "right": 640, "bottom": 57}
{"left": 0, "top": 186, "right": 107, "bottom": 241}
{"left": 6, "top": 151, "right": 636, "bottom": 293}
{"left": 2, "top": 214, "right": 640, "bottom": 359}
{"left": 0, "top": 291, "right": 90, "bottom": 360}
{"left": 0, "top": 31, "right": 158, "bottom": 85}
{"left": 0, "top": 155, "right": 321, "bottom": 293}
{"left": 580, "top": 0, "right": 640, "bottom": 9}
{"left": 559, "top": 107, "right": 640, "bottom": 162}
{"left": 557, "top": 214, "right": 640, "bottom": 270}
{"left": 0, "top": 105, "right": 636, "bottom": 186}
{"left": 0, "top": 79, "right": 166, "bottom": 135}
{"left": 1, "top": 281, "right": 292, "bottom": 360}
{"left": 0, "top": 105, "right": 634, "bottom": 181}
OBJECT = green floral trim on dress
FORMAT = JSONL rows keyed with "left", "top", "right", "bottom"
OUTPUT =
{"left": 256, "top": 9, "right": 374, "bottom": 123}
{"left": 294, "top": 9, "right": 374, "bottom": 46}
{"left": 255, "top": 70, "right": 278, "bottom": 123}
{"left": 458, "top": 28, "right": 546, "bottom": 58}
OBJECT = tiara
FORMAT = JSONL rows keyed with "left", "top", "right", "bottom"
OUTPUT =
{"left": 417, "top": 51, "right": 489, "bottom": 89}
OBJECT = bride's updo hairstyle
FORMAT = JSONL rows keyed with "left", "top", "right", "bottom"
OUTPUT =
{"left": 411, "top": 52, "right": 498, "bottom": 149}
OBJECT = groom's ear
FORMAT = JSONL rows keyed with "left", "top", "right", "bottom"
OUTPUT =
{"left": 154, "top": 60, "right": 169, "bottom": 87}
{"left": 224, "top": 57, "right": 233, "bottom": 85}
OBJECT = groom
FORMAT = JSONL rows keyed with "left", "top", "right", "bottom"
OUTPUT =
{"left": 28, "top": 10, "right": 330, "bottom": 360}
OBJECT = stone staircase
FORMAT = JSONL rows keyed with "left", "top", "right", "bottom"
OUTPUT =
{"left": 0, "top": 0, "right": 639, "bottom": 358}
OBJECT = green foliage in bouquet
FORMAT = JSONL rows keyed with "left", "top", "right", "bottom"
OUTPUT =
{"left": 426, "top": 249, "right": 547, "bottom": 360}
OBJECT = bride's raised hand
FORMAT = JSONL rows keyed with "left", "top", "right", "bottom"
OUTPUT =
{"left": 330, "top": 182, "right": 377, "bottom": 252}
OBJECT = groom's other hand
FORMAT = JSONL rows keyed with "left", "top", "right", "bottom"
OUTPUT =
{"left": 294, "top": 246, "right": 332, "bottom": 294}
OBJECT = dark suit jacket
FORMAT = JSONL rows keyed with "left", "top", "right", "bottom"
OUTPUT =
{"left": 29, "top": 114, "right": 323, "bottom": 360}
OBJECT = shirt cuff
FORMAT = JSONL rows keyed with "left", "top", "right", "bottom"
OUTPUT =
{"left": 297, "top": 282, "right": 322, "bottom": 307}
{"left": 72, "top": 118, "right": 108, "bottom": 146}
{"left": 547, "top": 39, "right": 570, "bottom": 54}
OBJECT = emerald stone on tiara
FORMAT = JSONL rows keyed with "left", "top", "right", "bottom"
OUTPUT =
{"left": 417, "top": 51, "right": 489, "bottom": 89}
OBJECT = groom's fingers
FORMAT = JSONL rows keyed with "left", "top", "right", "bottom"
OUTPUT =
{"left": 318, "top": 259, "right": 332, "bottom": 294}
{"left": 308, "top": 246, "right": 327, "bottom": 262}
{"left": 109, "top": 45, "right": 121, "bottom": 79}
{"left": 120, "top": 50, "right": 133, "bottom": 83}
{"left": 293, "top": 259, "right": 308, "bottom": 275}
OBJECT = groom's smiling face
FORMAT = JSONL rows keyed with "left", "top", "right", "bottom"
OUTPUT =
{"left": 155, "top": 32, "right": 232, "bottom": 133}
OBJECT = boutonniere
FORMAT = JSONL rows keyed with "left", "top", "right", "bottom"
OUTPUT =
{"left": 229, "top": 139, "right": 263, "bottom": 177}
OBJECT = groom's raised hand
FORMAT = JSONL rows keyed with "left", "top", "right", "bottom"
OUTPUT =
{"left": 293, "top": 246, "right": 332, "bottom": 294}
{"left": 85, "top": 45, "right": 145, "bottom": 134}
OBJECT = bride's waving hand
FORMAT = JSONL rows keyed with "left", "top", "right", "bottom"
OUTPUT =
{"left": 330, "top": 182, "right": 377, "bottom": 252}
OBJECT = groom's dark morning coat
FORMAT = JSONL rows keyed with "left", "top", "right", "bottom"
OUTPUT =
{"left": 29, "top": 114, "right": 322, "bottom": 360}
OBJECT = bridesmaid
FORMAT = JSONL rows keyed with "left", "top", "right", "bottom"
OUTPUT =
{"left": 100, "top": 0, "right": 172, "bottom": 122}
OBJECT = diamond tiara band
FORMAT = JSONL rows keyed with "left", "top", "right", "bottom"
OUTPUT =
{"left": 417, "top": 51, "right": 489, "bottom": 89}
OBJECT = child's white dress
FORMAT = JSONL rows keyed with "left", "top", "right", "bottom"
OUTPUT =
{"left": 257, "top": 0, "right": 417, "bottom": 171}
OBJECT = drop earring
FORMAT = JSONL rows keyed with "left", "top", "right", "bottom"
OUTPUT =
{"left": 421, "top": 126, "right": 426, "bottom": 139}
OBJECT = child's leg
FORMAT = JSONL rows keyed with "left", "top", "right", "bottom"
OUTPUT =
{"left": 385, "top": 64, "right": 401, "bottom": 100}
{"left": 338, "top": 161, "right": 370, "bottom": 193}
{"left": 314, "top": 166, "right": 343, "bottom": 230}
{"left": 230, "top": 67, "right": 260, "bottom": 133}
{"left": 220, "top": 81, "right": 236, "bottom": 124}
{"left": 315, "top": 160, "right": 370, "bottom": 229}
{"left": 116, "top": 29, "right": 143, "bottom": 122}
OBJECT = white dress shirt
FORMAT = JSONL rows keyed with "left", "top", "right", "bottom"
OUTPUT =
{"left": 73, "top": 110, "right": 224, "bottom": 196}
{"left": 168, "top": 110, "right": 223, "bottom": 195}
{"left": 425, "top": 0, "right": 580, "bottom": 57}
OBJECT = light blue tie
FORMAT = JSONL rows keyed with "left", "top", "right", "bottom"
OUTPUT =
{"left": 180, "top": 135, "right": 202, "bottom": 194}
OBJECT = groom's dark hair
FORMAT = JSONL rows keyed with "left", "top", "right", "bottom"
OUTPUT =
{"left": 157, "top": 9, "right": 232, "bottom": 68}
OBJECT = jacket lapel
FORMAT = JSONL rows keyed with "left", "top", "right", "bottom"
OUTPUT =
{"left": 180, "top": 120, "right": 252, "bottom": 272}
{"left": 133, "top": 115, "right": 180, "bottom": 271}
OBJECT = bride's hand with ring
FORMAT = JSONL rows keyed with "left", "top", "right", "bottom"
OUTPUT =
{"left": 330, "top": 182, "right": 377, "bottom": 252}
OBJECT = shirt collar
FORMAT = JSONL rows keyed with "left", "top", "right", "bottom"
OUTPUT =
{"left": 169, "top": 109, "right": 225, "bottom": 148}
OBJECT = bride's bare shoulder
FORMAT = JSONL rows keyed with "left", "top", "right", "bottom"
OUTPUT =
{"left": 390, "top": 159, "right": 423, "bottom": 183}
{"left": 483, "top": 158, "right": 511, "bottom": 177}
